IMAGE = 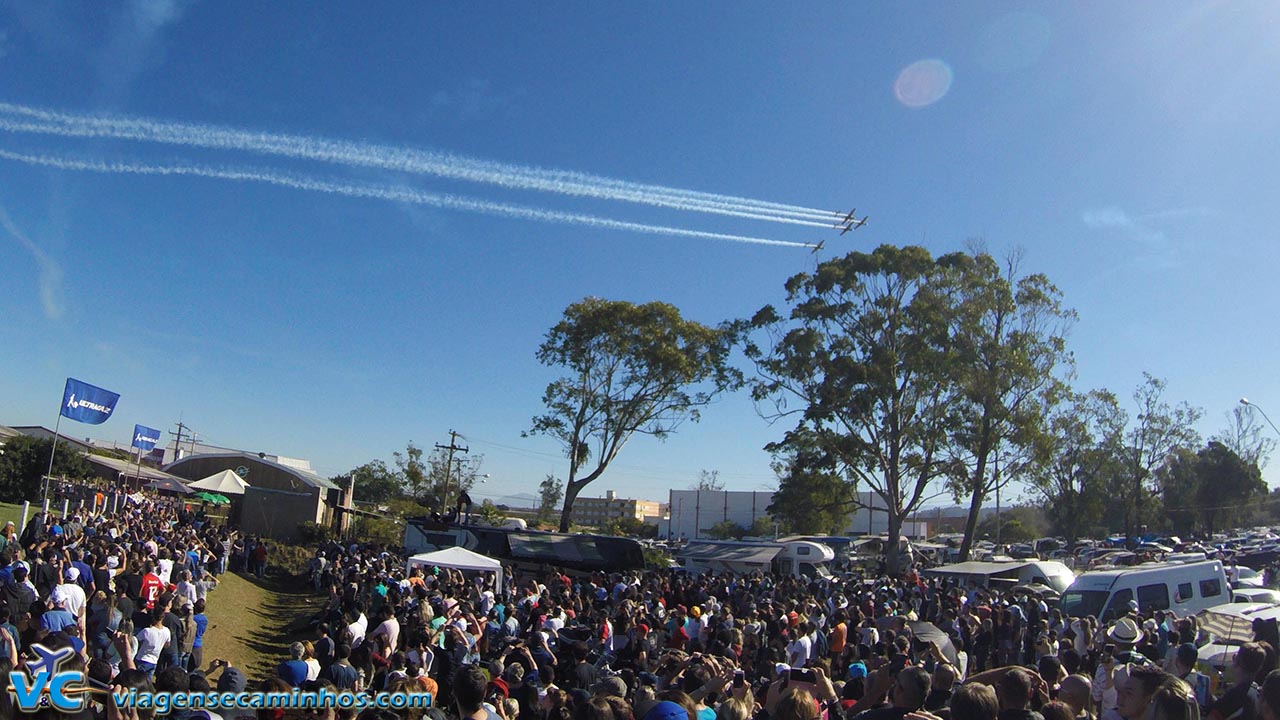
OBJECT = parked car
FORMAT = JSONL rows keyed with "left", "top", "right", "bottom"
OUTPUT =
{"left": 1232, "top": 588, "right": 1280, "bottom": 605}
{"left": 1196, "top": 602, "right": 1280, "bottom": 672}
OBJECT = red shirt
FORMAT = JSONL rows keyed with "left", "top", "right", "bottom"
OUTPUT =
{"left": 141, "top": 573, "right": 164, "bottom": 610}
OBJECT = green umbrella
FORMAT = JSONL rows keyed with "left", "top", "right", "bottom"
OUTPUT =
{"left": 194, "top": 491, "right": 231, "bottom": 505}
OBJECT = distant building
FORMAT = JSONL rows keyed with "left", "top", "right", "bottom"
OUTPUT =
{"left": 7, "top": 426, "right": 93, "bottom": 453}
{"left": 665, "top": 489, "right": 929, "bottom": 540}
{"left": 665, "top": 490, "right": 774, "bottom": 540}
{"left": 570, "top": 490, "right": 664, "bottom": 527}
{"left": 165, "top": 452, "right": 355, "bottom": 542}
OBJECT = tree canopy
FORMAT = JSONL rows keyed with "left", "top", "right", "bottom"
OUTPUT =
{"left": 0, "top": 436, "right": 94, "bottom": 502}
{"left": 528, "top": 297, "right": 741, "bottom": 531}
{"left": 744, "top": 246, "right": 965, "bottom": 572}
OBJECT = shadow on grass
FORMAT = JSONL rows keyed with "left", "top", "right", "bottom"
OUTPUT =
{"left": 232, "top": 569, "right": 322, "bottom": 680}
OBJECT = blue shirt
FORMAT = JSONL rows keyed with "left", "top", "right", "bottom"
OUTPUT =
{"left": 40, "top": 609, "right": 77, "bottom": 633}
{"left": 278, "top": 659, "right": 309, "bottom": 687}
{"left": 193, "top": 614, "right": 208, "bottom": 648}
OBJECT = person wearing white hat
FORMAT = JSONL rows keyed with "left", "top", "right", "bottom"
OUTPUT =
{"left": 1093, "top": 617, "right": 1153, "bottom": 720}
{"left": 56, "top": 566, "right": 88, "bottom": 629}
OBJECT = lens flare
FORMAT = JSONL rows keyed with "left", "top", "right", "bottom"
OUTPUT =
{"left": 893, "top": 59, "right": 953, "bottom": 108}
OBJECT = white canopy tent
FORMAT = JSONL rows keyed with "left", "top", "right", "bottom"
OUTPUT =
{"left": 406, "top": 547, "right": 503, "bottom": 591}
{"left": 186, "top": 469, "right": 250, "bottom": 496}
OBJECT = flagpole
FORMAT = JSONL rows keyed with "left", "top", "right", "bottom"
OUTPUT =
{"left": 132, "top": 444, "right": 143, "bottom": 492}
{"left": 43, "top": 410, "right": 64, "bottom": 507}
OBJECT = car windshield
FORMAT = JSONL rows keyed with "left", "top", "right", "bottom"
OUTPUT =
{"left": 1060, "top": 590, "right": 1109, "bottom": 618}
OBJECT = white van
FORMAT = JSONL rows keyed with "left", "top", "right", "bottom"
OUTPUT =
{"left": 1059, "top": 560, "right": 1229, "bottom": 621}
{"left": 922, "top": 560, "right": 1076, "bottom": 593}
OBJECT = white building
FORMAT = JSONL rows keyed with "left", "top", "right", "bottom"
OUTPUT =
{"left": 665, "top": 489, "right": 928, "bottom": 540}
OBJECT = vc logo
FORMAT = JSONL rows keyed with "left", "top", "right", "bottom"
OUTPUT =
{"left": 7, "top": 644, "right": 99, "bottom": 713}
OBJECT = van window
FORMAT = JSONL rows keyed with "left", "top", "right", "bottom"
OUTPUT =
{"left": 1103, "top": 589, "right": 1133, "bottom": 621}
{"left": 797, "top": 546, "right": 811, "bottom": 556}
{"left": 1138, "top": 584, "right": 1170, "bottom": 611}
{"left": 1200, "top": 578, "right": 1223, "bottom": 598}
{"left": 1176, "top": 583, "right": 1193, "bottom": 603}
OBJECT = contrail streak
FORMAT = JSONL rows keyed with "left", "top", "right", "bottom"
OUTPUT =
{"left": 0, "top": 148, "right": 812, "bottom": 249}
{"left": 0, "top": 103, "right": 841, "bottom": 224}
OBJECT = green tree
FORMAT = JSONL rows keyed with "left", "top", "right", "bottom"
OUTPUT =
{"left": 977, "top": 506, "right": 1046, "bottom": 544}
{"left": 394, "top": 443, "right": 431, "bottom": 501}
{"left": 1115, "top": 374, "right": 1202, "bottom": 543}
{"left": 0, "top": 435, "right": 95, "bottom": 502}
{"left": 1028, "top": 389, "right": 1126, "bottom": 542}
{"left": 940, "top": 248, "right": 1075, "bottom": 560}
{"left": 599, "top": 516, "right": 658, "bottom": 538}
{"left": 767, "top": 436, "right": 857, "bottom": 535}
{"left": 748, "top": 516, "right": 777, "bottom": 538}
{"left": 742, "top": 246, "right": 959, "bottom": 573}
{"left": 392, "top": 442, "right": 484, "bottom": 513}
{"left": 476, "top": 499, "right": 505, "bottom": 526}
{"left": 528, "top": 297, "right": 742, "bottom": 531}
{"left": 705, "top": 520, "right": 747, "bottom": 540}
{"left": 537, "top": 474, "right": 564, "bottom": 524}
{"left": 1157, "top": 447, "right": 1201, "bottom": 536}
{"left": 346, "top": 460, "right": 403, "bottom": 505}
{"left": 1160, "top": 442, "right": 1267, "bottom": 535}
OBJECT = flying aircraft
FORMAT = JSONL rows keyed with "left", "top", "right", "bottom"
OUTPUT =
{"left": 834, "top": 209, "right": 869, "bottom": 235}
{"left": 810, "top": 238, "right": 826, "bottom": 254}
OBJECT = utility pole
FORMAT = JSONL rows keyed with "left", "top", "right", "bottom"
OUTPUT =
{"left": 435, "top": 430, "right": 468, "bottom": 517}
{"left": 168, "top": 421, "right": 194, "bottom": 463}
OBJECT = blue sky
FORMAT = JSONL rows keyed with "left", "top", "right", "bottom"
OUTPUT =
{"left": 2, "top": 2, "right": 1279, "bottom": 508}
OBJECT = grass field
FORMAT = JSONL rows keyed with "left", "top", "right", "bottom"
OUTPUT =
{"left": 0, "top": 502, "right": 29, "bottom": 530}
{"left": 200, "top": 569, "right": 319, "bottom": 680}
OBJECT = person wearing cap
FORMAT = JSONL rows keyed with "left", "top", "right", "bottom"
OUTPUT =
{"left": 57, "top": 565, "right": 89, "bottom": 628}
{"left": 593, "top": 675, "right": 628, "bottom": 699}
{"left": 41, "top": 587, "right": 79, "bottom": 633}
{"left": 1093, "top": 617, "right": 1152, "bottom": 718}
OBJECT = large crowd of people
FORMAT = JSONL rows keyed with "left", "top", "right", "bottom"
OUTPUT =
{"left": 6, "top": 497, "right": 1280, "bottom": 720}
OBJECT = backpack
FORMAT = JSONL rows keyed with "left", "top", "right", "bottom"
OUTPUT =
{"left": 813, "top": 627, "right": 829, "bottom": 659}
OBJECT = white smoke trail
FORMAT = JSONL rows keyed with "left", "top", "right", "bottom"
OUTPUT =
{"left": 0, "top": 148, "right": 813, "bottom": 249}
{"left": 0, "top": 103, "right": 842, "bottom": 224}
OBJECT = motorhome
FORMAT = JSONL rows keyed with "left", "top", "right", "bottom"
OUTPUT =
{"left": 403, "top": 517, "right": 645, "bottom": 575}
{"left": 1059, "top": 560, "right": 1230, "bottom": 621}
{"left": 676, "top": 539, "right": 835, "bottom": 578}
{"left": 922, "top": 560, "right": 1076, "bottom": 593}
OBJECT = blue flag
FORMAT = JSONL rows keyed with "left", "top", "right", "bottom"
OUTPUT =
{"left": 131, "top": 424, "right": 161, "bottom": 451}
{"left": 59, "top": 378, "right": 120, "bottom": 425}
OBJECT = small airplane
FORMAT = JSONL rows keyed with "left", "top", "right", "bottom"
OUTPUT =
{"left": 833, "top": 208, "right": 869, "bottom": 235}
{"left": 810, "top": 238, "right": 826, "bottom": 254}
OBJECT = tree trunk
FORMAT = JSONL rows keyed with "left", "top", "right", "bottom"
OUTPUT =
{"left": 886, "top": 513, "right": 904, "bottom": 576}
{"left": 958, "top": 487, "right": 986, "bottom": 561}
{"left": 559, "top": 482, "right": 582, "bottom": 532}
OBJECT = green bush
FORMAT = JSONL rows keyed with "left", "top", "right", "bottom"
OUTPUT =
{"left": 353, "top": 516, "right": 402, "bottom": 547}
{"left": 272, "top": 543, "right": 314, "bottom": 576}
{"left": 296, "top": 521, "right": 335, "bottom": 545}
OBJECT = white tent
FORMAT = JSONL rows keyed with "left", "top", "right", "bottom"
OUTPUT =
{"left": 406, "top": 547, "right": 503, "bottom": 590}
{"left": 187, "top": 469, "right": 250, "bottom": 496}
